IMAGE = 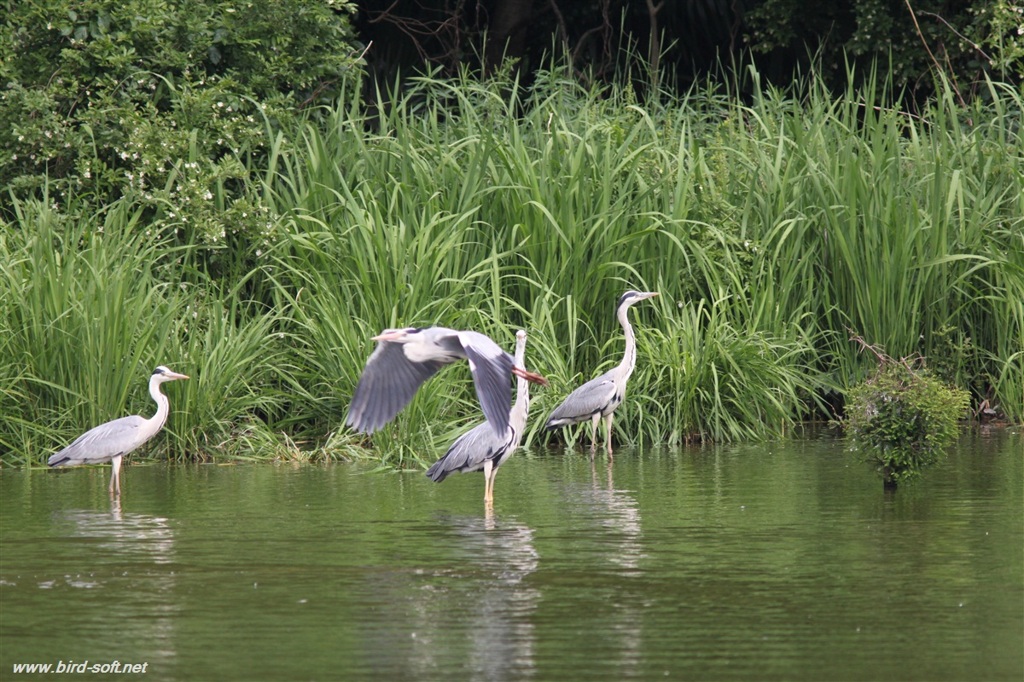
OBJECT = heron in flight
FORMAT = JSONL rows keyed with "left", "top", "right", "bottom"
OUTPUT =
{"left": 48, "top": 366, "right": 190, "bottom": 496}
{"left": 545, "top": 291, "right": 658, "bottom": 455}
{"left": 426, "top": 330, "right": 532, "bottom": 506}
{"left": 346, "top": 327, "right": 547, "bottom": 437}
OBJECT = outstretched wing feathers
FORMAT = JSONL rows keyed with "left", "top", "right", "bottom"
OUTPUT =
{"left": 346, "top": 328, "right": 519, "bottom": 437}
{"left": 459, "top": 334, "right": 513, "bottom": 437}
{"left": 346, "top": 341, "right": 446, "bottom": 434}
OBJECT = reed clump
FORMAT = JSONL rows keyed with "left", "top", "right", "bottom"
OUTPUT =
{"left": 2, "top": 61, "right": 1021, "bottom": 467}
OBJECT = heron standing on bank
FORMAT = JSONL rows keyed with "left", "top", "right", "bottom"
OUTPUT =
{"left": 545, "top": 291, "right": 658, "bottom": 455}
{"left": 426, "top": 330, "right": 533, "bottom": 506}
{"left": 346, "top": 327, "right": 547, "bottom": 437}
{"left": 48, "top": 366, "right": 190, "bottom": 496}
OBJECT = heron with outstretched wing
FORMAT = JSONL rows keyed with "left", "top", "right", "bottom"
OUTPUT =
{"left": 346, "top": 327, "right": 547, "bottom": 437}
{"left": 426, "top": 330, "right": 533, "bottom": 506}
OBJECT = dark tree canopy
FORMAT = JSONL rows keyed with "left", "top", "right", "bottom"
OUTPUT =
{"left": 355, "top": 0, "right": 1021, "bottom": 99}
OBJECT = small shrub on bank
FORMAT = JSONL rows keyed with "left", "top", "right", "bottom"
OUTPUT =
{"left": 843, "top": 345, "right": 971, "bottom": 488}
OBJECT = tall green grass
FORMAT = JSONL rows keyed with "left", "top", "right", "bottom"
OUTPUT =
{"left": 3, "top": 60, "right": 1020, "bottom": 467}
{"left": 718, "top": 71, "right": 1024, "bottom": 407}
{"left": 256, "top": 64, "right": 1020, "bottom": 461}
{"left": 0, "top": 196, "right": 290, "bottom": 464}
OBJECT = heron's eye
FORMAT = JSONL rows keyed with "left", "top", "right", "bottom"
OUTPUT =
{"left": 407, "top": 328, "right": 422, "bottom": 334}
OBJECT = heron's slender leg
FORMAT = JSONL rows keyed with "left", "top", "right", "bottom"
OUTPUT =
{"left": 487, "top": 462, "right": 499, "bottom": 505}
{"left": 590, "top": 414, "right": 601, "bottom": 455}
{"left": 604, "top": 413, "right": 615, "bottom": 456}
{"left": 109, "top": 454, "right": 123, "bottom": 497}
{"left": 483, "top": 459, "right": 494, "bottom": 505}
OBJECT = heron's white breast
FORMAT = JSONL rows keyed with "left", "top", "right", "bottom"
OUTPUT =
{"left": 403, "top": 343, "right": 459, "bottom": 364}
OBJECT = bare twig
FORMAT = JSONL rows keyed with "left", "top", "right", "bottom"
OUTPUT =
{"left": 904, "top": 0, "right": 966, "bottom": 107}
{"left": 918, "top": 10, "right": 992, "bottom": 62}
{"left": 570, "top": 0, "right": 613, "bottom": 80}
{"left": 363, "top": 1, "right": 466, "bottom": 70}
{"left": 848, "top": 329, "right": 891, "bottom": 365}
{"left": 547, "top": 0, "right": 569, "bottom": 52}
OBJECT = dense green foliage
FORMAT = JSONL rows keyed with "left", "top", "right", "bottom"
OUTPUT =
{"left": 844, "top": 356, "right": 972, "bottom": 486}
{"left": 746, "top": 0, "right": 1024, "bottom": 92}
{"left": 0, "top": 200, "right": 296, "bottom": 463}
{"left": 1, "top": 0, "right": 358, "bottom": 269}
{"left": 2, "top": 56, "right": 1021, "bottom": 468}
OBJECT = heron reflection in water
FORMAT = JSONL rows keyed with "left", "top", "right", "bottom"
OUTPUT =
{"left": 419, "top": 513, "right": 541, "bottom": 679}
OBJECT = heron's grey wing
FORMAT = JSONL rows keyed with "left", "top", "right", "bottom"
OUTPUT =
{"left": 346, "top": 341, "right": 446, "bottom": 434}
{"left": 425, "top": 421, "right": 510, "bottom": 482}
{"left": 546, "top": 371, "right": 618, "bottom": 426}
{"left": 457, "top": 332, "right": 514, "bottom": 437}
{"left": 48, "top": 415, "right": 148, "bottom": 467}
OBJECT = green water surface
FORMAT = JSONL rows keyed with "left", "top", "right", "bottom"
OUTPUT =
{"left": 2, "top": 430, "right": 1021, "bottom": 681}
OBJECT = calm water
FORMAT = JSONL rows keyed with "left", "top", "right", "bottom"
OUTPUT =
{"left": 2, "top": 430, "right": 1021, "bottom": 681}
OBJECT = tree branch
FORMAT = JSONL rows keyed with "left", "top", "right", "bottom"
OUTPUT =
{"left": 904, "top": 0, "right": 966, "bottom": 107}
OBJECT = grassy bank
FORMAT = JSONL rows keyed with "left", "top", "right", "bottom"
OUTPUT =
{"left": 2, "top": 65, "right": 1021, "bottom": 467}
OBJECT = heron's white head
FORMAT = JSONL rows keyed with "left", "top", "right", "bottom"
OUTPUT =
{"left": 617, "top": 290, "right": 659, "bottom": 310}
{"left": 513, "top": 329, "right": 527, "bottom": 364}
{"left": 152, "top": 366, "right": 190, "bottom": 382}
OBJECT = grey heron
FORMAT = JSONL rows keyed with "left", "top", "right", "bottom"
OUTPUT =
{"left": 48, "top": 366, "right": 190, "bottom": 495}
{"left": 545, "top": 290, "right": 658, "bottom": 455}
{"left": 425, "top": 330, "right": 532, "bottom": 506}
{"left": 346, "top": 327, "right": 547, "bottom": 437}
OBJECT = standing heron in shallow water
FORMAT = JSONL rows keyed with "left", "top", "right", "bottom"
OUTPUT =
{"left": 346, "top": 326, "right": 547, "bottom": 437}
{"left": 48, "top": 366, "right": 190, "bottom": 496}
{"left": 545, "top": 291, "right": 658, "bottom": 455}
{"left": 426, "top": 330, "right": 533, "bottom": 506}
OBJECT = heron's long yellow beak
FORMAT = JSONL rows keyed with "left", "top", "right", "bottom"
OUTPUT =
{"left": 513, "top": 367, "right": 549, "bottom": 387}
{"left": 372, "top": 330, "right": 406, "bottom": 342}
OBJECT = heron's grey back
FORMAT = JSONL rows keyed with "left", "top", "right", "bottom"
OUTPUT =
{"left": 425, "top": 421, "right": 513, "bottom": 482}
{"left": 546, "top": 370, "right": 618, "bottom": 425}
{"left": 48, "top": 415, "right": 149, "bottom": 467}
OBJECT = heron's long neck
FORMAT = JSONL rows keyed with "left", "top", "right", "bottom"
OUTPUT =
{"left": 511, "top": 343, "right": 530, "bottom": 422}
{"left": 617, "top": 305, "right": 637, "bottom": 382}
{"left": 147, "top": 376, "right": 171, "bottom": 433}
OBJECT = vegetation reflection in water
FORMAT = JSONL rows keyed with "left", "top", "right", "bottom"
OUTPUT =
{"left": 0, "top": 431, "right": 1021, "bottom": 681}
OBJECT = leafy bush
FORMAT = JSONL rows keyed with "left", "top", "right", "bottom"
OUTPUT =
{"left": 0, "top": 0, "right": 360, "bottom": 271}
{"left": 843, "top": 353, "right": 971, "bottom": 487}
